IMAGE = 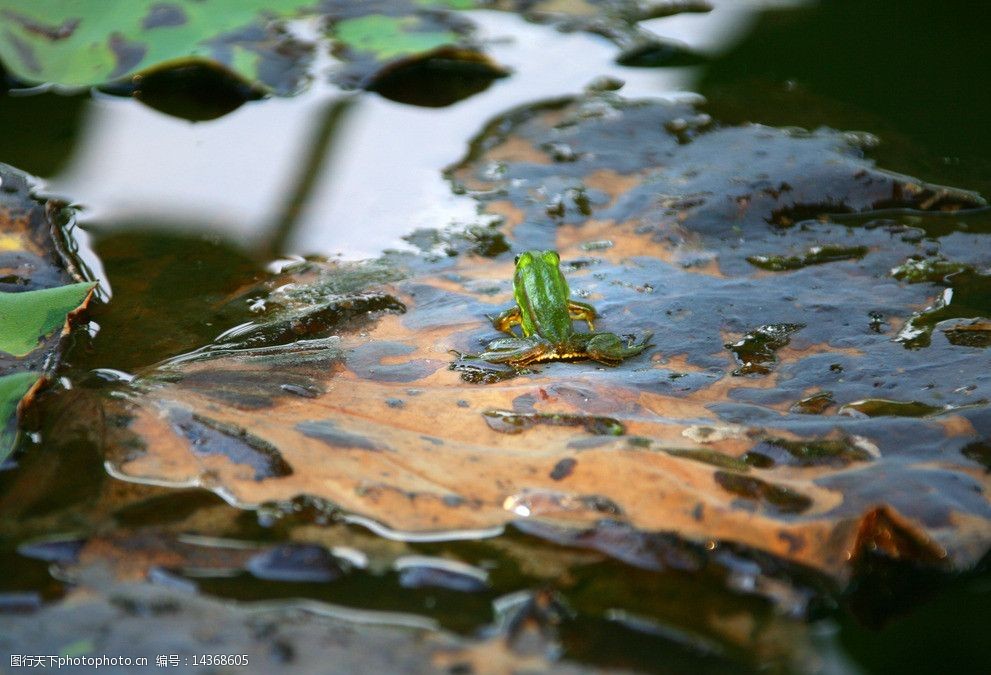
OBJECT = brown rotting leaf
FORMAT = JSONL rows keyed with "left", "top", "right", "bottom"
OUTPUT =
{"left": 65, "top": 92, "right": 991, "bottom": 585}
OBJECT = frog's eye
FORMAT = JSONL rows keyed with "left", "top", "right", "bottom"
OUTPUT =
{"left": 514, "top": 254, "right": 521, "bottom": 264}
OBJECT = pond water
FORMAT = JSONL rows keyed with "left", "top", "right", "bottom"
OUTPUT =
{"left": 1, "top": 0, "right": 990, "bottom": 673}
{"left": 28, "top": 10, "right": 711, "bottom": 260}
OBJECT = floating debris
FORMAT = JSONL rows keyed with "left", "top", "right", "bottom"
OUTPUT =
{"left": 892, "top": 257, "right": 972, "bottom": 284}
{"left": 838, "top": 399, "right": 945, "bottom": 418}
{"left": 757, "top": 436, "right": 873, "bottom": 467}
{"left": 482, "top": 410, "right": 624, "bottom": 436}
{"left": 503, "top": 490, "right": 623, "bottom": 519}
{"left": 713, "top": 472, "right": 812, "bottom": 514}
{"left": 789, "top": 391, "right": 834, "bottom": 415}
{"left": 747, "top": 245, "right": 868, "bottom": 271}
{"left": 665, "top": 448, "right": 751, "bottom": 472}
{"left": 725, "top": 324, "right": 805, "bottom": 376}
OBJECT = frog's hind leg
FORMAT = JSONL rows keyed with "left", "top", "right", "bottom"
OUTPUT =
{"left": 479, "top": 337, "right": 552, "bottom": 367}
{"left": 568, "top": 300, "right": 597, "bottom": 331}
{"left": 584, "top": 331, "right": 653, "bottom": 366}
{"left": 490, "top": 307, "right": 523, "bottom": 336}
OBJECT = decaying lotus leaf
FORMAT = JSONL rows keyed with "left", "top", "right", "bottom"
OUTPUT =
{"left": 1, "top": 182, "right": 76, "bottom": 295}
{"left": 0, "top": 164, "right": 96, "bottom": 460}
{"left": 92, "top": 92, "right": 991, "bottom": 583}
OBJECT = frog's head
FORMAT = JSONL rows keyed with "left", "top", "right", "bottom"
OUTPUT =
{"left": 512, "top": 250, "right": 568, "bottom": 310}
{"left": 514, "top": 250, "right": 560, "bottom": 272}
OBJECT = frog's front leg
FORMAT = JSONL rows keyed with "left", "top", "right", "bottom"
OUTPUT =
{"left": 568, "top": 300, "right": 597, "bottom": 331}
{"left": 490, "top": 306, "right": 522, "bottom": 336}
{"left": 479, "top": 336, "right": 553, "bottom": 367}
{"left": 581, "top": 331, "right": 653, "bottom": 366}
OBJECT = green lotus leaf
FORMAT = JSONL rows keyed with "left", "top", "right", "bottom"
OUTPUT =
{"left": 0, "top": 282, "right": 96, "bottom": 357}
{"left": 0, "top": 0, "right": 318, "bottom": 93}
{"left": 0, "top": 0, "right": 704, "bottom": 101}
{"left": 333, "top": 14, "right": 461, "bottom": 62}
{"left": 0, "top": 370, "right": 38, "bottom": 462}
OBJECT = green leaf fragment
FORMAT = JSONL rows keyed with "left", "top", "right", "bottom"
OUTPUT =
{"left": 60, "top": 639, "right": 94, "bottom": 658}
{"left": 333, "top": 14, "right": 461, "bottom": 61}
{"left": 0, "top": 282, "right": 96, "bottom": 357}
{"left": 0, "top": 371, "right": 39, "bottom": 463}
{"left": 838, "top": 399, "right": 945, "bottom": 418}
{"left": 747, "top": 245, "right": 868, "bottom": 271}
{"left": 896, "top": 269, "right": 991, "bottom": 348}
{"left": 761, "top": 436, "right": 871, "bottom": 466}
{"left": 724, "top": 323, "right": 804, "bottom": 376}
{"left": 416, "top": 0, "right": 476, "bottom": 7}
{"left": 891, "top": 257, "right": 971, "bottom": 284}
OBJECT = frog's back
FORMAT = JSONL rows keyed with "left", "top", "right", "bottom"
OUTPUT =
{"left": 514, "top": 250, "right": 574, "bottom": 343}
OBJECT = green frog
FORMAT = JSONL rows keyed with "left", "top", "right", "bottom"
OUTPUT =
{"left": 478, "top": 250, "right": 652, "bottom": 367}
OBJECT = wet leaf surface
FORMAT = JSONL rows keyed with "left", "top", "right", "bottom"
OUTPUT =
{"left": 50, "top": 91, "right": 988, "bottom": 597}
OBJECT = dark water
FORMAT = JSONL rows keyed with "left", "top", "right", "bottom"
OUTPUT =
{"left": 1, "top": 1, "right": 990, "bottom": 673}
